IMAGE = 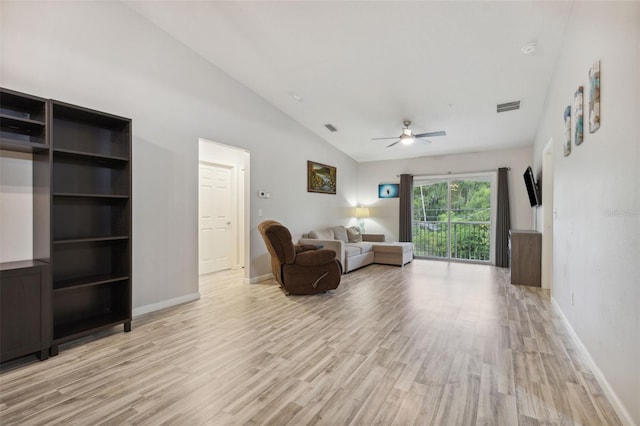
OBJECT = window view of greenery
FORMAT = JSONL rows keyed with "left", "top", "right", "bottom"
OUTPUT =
{"left": 413, "top": 179, "right": 491, "bottom": 261}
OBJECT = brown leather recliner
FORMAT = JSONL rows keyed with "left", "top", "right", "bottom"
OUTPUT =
{"left": 258, "top": 220, "right": 341, "bottom": 295}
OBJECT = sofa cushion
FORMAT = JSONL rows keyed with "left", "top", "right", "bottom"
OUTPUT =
{"left": 310, "top": 228, "right": 334, "bottom": 240}
{"left": 344, "top": 245, "right": 363, "bottom": 257}
{"left": 346, "top": 226, "right": 363, "bottom": 243}
{"left": 360, "top": 242, "right": 374, "bottom": 253}
{"left": 345, "top": 242, "right": 374, "bottom": 256}
{"left": 362, "top": 233, "right": 385, "bottom": 242}
{"left": 330, "top": 226, "right": 349, "bottom": 243}
{"left": 373, "top": 242, "right": 414, "bottom": 254}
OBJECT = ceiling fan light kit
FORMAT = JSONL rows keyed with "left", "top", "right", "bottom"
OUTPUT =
{"left": 372, "top": 120, "right": 446, "bottom": 148}
{"left": 400, "top": 134, "right": 415, "bottom": 145}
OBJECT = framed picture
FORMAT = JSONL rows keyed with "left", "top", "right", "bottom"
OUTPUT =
{"left": 378, "top": 183, "right": 399, "bottom": 198}
{"left": 589, "top": 60, "right": 600, "bottom": 133}
{"left": 307, "top": 161, "right": 336, "bottom": 194}
{"left": 563, "top": 105, "right": 571, "bottom": 157}
{"left": 574, "top": 86, "right": 584, "bottom": 145}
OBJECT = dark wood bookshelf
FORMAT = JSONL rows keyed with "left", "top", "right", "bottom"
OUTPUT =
{"left": 52, "top": 157, "right": 129, "bottom": 196}
{"left": 0, "top": 89, "right": 47, "bottom": 121}
{"left": 0, "top": 140, "right": 49, "bottom": 153}
{"left": 49, "top": 99, "right": 132, "bottom": 355}
{"left": 52, "top": 279, "right": 130, "bottom": 343}
{"left": 53, "top": 273, "right": 129, "bottom": 291}
{"left": 1, "top": 114, "right": 46, "bottom": 144}
{"left": 0, "top": 113, "right": 45, "bottom": 126}
{"left": 52, "top": 311, "right": 130, "bottom": 345}
{"left": 53, "top": 236, "right": 129, "bottom": 245}
{"left": 53, "top": 193, "right": 129, "bottom": 199}
{"left": 53, "top": 148, "right": 128, "bottom": 163}
{"left": 1, "top": 88, "right": 132, "bottom": 361}
{"left": 51, "top": 101, "right": 130, "bottom": 158}
{"left": 0, "top": 89, "right": 47, "bottom": 148}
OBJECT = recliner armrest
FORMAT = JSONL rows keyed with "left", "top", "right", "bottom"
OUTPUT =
{"left": 295, "top": 249, "right": 337, "bottom": 266}
{"left": 299, "top": 238, "right": 345, "bottom": 267}
{"left": 295, "top": 244, "right": 319, "bottom": 253}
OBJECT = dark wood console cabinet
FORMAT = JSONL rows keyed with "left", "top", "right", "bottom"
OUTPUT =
{"left": 509, "top": 230, "right": 541, "bottom": 287}
{"left": 0, "top": 261, "right": 50, "bottom": 362}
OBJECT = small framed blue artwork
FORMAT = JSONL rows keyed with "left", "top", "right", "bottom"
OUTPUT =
{"left": 378, "top": 184, "right": 399, "bottom": 198}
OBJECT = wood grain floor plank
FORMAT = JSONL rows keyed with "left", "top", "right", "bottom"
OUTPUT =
{"left": 476, "top": 391, "right": 518, "bottom": 426}
{"left": 347, "top": 363, "right": 402, "bottom": 425}
{"left": 0, "top": 260, "right": 623, "bottom": 425}
{"left": 579, "top": 372, "right": 623, "bottom": 426}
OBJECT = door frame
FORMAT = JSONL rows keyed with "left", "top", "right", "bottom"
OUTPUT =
{"left": 541, "top": 139, "right": 554, "bottom": 290}
{"left": 198, "top": 139, "right": 250, "bottom": 281}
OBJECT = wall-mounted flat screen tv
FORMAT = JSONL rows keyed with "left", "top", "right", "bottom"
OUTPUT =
{"left": 523, "top": 166, "right": 541, "bottom": 207}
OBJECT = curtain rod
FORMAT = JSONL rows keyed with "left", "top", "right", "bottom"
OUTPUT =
{"left": 396, "top": 167, "right": 510, "bottom": 178}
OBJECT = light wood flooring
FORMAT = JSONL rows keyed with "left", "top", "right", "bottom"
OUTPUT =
{"left": 0, "top": 260, "right": 622, "bottom": 425}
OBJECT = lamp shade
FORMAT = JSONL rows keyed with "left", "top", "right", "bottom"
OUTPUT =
{"left": 354, "top": 207, "right": 370, "bottom": 218}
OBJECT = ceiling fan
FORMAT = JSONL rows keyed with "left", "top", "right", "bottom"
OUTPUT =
{"left": 372, "top": 120, "right": 446, "bottom": 148}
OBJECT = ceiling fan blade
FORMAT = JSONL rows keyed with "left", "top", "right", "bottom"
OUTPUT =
{"left": 386, "top": 140, "right": 401, "bottom": 148}
{"left": 417, "top": 139, "right": 433, "bottom": 144}
{"left": 414, "top": 130, "right": 446, "bottom": 138}
{"left": 372, "top": 137, "right": 401, "bottom": 140}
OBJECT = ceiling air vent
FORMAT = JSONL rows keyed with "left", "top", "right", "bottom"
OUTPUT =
{"left": 497, "top": 101, "right": 521, "bottom": 113}
{"left": 324, "top": 123, "right": 338, "bottom": 132}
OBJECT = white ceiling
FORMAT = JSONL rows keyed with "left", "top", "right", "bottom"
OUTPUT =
{"left": 126, "top": 1, "right": 573, "bottom": 162}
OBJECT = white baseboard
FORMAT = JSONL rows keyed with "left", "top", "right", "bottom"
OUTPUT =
{"left": 551, "top": 298, "right": 635, "bottom": 426}
{"left": 244, "top": 273, "right": 273, "bottom": 284}
{"left": 133, "top": 292, "right": 201, "bottom": 318}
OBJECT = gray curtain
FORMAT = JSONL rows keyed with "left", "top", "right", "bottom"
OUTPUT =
{"left": 495, "top": 167, "right": 511, "bottom": 267}
{"left": 399, "top": 174, "right": 413, "bottom": 242}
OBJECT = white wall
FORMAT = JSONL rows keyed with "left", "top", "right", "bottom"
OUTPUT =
{"left": 531, "top": 3, "right": 639, "bottom": 424}
{"left": 357, "top": 146, "right": 534, "bottom": 243}
{"left": 0, "top": 151, "right": 32, "bottom": 262}
{"left": 0, "top": 2, "right": 358, "bottom": 309}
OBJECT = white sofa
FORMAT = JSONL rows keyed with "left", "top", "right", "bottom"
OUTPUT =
{"left": 299, "top": 226, "right": 413, "bottom": 273}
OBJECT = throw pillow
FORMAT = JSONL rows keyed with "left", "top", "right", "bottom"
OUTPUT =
{"left": 347, "top": 226, "right": 363, "bottom": 243}
{"left": 330, "top": 226, "right": 349, "bottom": 243}
{"left": 310, "top": 228, "right": 334, "bottom": 240}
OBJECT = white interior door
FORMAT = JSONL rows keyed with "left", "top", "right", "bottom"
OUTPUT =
{"left": 199, "top": 163, "right": 234, "bottom": 274}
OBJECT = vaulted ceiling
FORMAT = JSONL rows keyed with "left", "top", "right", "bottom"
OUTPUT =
{"left": 127, "top": 1, "right": 573, "bottom": 162}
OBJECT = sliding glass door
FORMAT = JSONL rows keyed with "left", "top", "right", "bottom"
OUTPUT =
{"left": 413, "top": 175, "right": 494, "bottom": 263}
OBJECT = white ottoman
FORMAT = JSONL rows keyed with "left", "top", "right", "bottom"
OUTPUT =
{"left": 373, "top": 242, "right": 414, "bottom": 267}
